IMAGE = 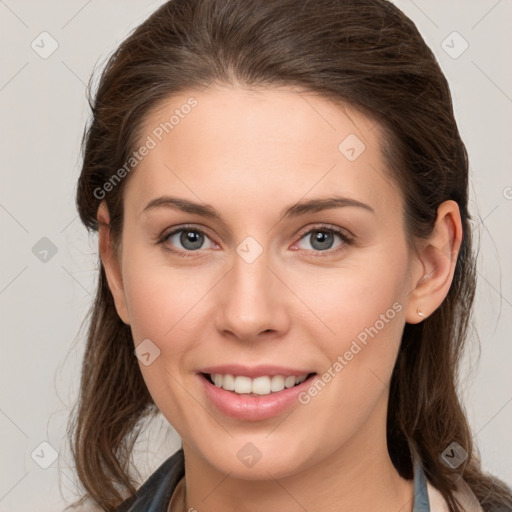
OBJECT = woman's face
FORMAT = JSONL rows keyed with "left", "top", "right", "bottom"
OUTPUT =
{"left": 105, "top": 85, "right": 423, "bottom": 479}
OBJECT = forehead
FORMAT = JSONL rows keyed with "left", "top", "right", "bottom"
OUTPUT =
{"left": 125, "top": 85, "right": 402, "bottom": 221}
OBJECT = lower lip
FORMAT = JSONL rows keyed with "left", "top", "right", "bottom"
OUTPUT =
{"left": 198, "top": 373, "right": 317, "bottom": 421}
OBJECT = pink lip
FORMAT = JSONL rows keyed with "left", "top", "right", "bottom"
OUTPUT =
{"left": 198, "top": 364, "right": 314, "bottom": 378}
{"left": 198, "top": 372, "right": 317, "bottom": 421}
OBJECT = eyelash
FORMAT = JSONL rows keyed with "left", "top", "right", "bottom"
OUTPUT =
{"left": 157, "top": 223, "right": 354, "bottom": 258}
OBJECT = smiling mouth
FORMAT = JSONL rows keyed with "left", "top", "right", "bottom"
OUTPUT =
{"left": 201, "top": 372, "right": 317, "bottom": 396}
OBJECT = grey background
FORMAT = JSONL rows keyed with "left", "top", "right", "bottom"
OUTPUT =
{"left": 0, "top": 1, "right": 511, "bottom": 510}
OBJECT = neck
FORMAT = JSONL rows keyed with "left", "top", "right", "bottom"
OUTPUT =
{"left": 181, "top": 397, "right": 414, "bottom": 512}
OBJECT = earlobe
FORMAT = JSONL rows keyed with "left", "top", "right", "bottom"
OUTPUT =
{"left": 405, "top": 200, "right": 462, "bottom": 324}
{"left": 97, "top": 202, "right": 130, "bottom": 325}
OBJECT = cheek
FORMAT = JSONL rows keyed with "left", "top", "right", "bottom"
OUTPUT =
{"left": 121, "top": 246, "right": 216, "bottom": 354}
{"left": 292, "top": 259, "right": 408, "bottom": 439}
{"left": 291, "top": 246, "right": 410, "bottom": 386}
{"left": 300, "top": 255, "right": 408, "bottom": 337}
{"left": 124, "top": 269, "right": 194, "bottom": 340}
{"left": 120, "top": 254, "right": 208, "bottom": 413}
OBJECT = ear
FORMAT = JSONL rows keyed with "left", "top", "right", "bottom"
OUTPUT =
{"left": 97, "top": 201, "right": 130, "bottom": 325}
{"left": 405, "top": 200, "right": 462, "bottom": 324}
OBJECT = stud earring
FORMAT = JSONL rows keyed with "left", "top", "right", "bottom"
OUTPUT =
{"left": 417, "top": 309, "right": 425, "bottom": 318}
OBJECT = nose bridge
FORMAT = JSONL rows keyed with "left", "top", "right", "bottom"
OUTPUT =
{"left": 215, "top": 240, "right": 287, "bottom": 339}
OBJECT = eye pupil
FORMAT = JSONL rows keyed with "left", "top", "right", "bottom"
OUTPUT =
{"left": 180, "top": 230, "right": 203, "bottom": 250}
{"left": 310, "top": 231, "right": 334, "bottom": 250}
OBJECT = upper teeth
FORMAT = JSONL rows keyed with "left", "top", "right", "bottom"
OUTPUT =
{"left": 211, "top": 373, "right": 309, "bottom": 395}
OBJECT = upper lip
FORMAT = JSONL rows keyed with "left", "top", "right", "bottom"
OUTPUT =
{"left": 198, "top": 364, "right": 315, "bottom": 379}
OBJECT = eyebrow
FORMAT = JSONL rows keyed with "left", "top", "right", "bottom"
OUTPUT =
{"left": 142, "top": 195, "right": 374, "bottom": 223}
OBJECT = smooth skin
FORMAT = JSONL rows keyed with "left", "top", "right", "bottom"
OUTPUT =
{"left": 98, "top": 85, "right": 462, "bottom": 512}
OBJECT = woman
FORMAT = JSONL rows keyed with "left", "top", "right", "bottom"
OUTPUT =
{"left": 67, "top": 0, "right": 512, "bottom": 511}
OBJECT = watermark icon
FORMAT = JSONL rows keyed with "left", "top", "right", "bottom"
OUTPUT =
{"left": 31, "top": 31, "right": 59, "bottom": 59}
{"left": 93, "top": 97, "right": 198, "bottom": 200}
{"left": 441, "top": 31, "right": 469, "bottom": 60}
{"left": 236, "top": 236, "right": 264, "bottom": 264}
{"left": 32, "top": 237, "right": 58, "bottom": 263}
{"left": 31, "top": 441, "right": 58, "bottom": 469}
{"left": 298, "top": 301, "right": 403, "bottom": 405}
{"left": 237, "top": 442, "right": 262, "bottom": 468}
{"left": 338, "top": 133, "right": 366, "bottom": 161}
{"left": 503, "top": 186, "right": 512, "bottom": 200}
{"left": 441, "top": 441, "right": 468, "bottom": 469}
{"left": 135, "top": 338, "right": 161, "bottom": 366}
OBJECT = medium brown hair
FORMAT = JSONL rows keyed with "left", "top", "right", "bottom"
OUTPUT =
{"left": 68, "top": 0, "right": 512, "bottom": 510}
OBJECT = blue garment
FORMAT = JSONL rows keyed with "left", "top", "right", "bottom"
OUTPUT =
{"left": 115, "top": 448, "right": 431, "bottom": 511}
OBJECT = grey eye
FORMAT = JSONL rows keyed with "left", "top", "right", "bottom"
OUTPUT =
{"left": 165, "top": 228, "right": 214, "bottom": 251}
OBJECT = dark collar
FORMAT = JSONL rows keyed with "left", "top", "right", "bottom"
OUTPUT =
{"left": 115, "top": 448, "right": 185, "bottom": 511}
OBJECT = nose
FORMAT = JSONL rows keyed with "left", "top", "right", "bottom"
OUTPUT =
{"left": 214, "top": 246, "right": 290, "bottom": 342}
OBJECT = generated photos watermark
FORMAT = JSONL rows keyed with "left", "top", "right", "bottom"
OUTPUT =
{"left": 93, "top": 96, "right": 198, "bottom": 200}
{"left": 298, "top": 301, "right": 403, "bottom": 405}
